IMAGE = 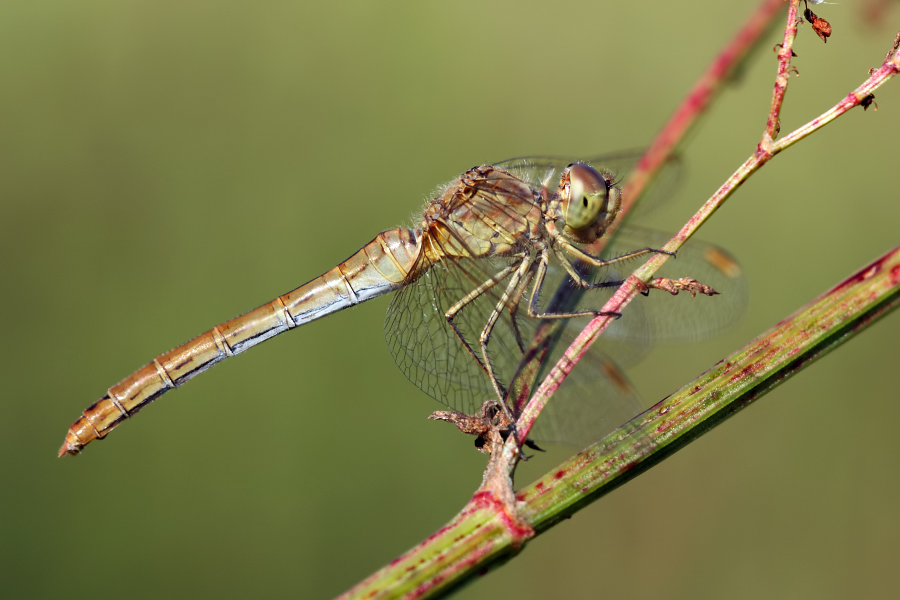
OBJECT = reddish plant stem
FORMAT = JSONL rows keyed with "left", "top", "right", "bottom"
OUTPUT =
{"left": 507, "top": 1, "right": 787, "bottom": 429}
{"left": 762, "top": 0, "right": 802, "bottom": 146}
{"left": 343, "top": 243, "right": 900, "bottom": 599}
{"left": 516, "top": 32, "right": 900, "bottom": 443}
{"left": 771, "top": 52, "right": 900, "bottom": 152}
{"left": 508, "top": 0, "right": 787, "bottom": 448}
{"left": 619, "top": 0, "right": 786, "bottom": 219}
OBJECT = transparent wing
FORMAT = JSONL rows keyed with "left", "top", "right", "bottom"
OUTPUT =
{"left": 385, "top": 156, "right": 745, "bottom": 449}
{"left": 491, "top": 149, "right": 649, "bottom": 182}
{"left": 383, "top": 237, "right": 744, "bottom": 447}
{"left": 384, "top": 243, "right": 647, "bottom": 447}
{"left": 385, "top": 250, "right": 521, "bottom": 417}
{"left": 527, "top": 347, "right": 645, "bottom": 448}
{"left": 492, "top": 149, "right": 743, "bottom": 363}
{"left": 504, "top": 231, "right": 746, "bottom": 446}
{"left": 491, "top": 150, "right": 683, "bottom": 218}
{"left": 606, "top": 225, "right": 748, "bottom": 342}
{"left": 504, "top": 268, "right": 647, "bottom": 447}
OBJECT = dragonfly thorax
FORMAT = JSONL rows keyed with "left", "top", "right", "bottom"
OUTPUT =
{"left": 417, "top": 165, "right": 544, "bottom": 262}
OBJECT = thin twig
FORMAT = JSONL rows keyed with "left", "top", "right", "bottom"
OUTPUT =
{"left": 762, "top": 0, "right": 802, "bottom": 145}
{"left": 515, "top": 30, "right": 900, "bottom": 446}
{"left": 510, "top": 0, "right": 786, "bottom": 450}
{"left": 619, "top": 0, "right": 786, "bottom": 220}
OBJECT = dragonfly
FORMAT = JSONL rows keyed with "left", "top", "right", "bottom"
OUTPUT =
{"left": 59, "top": 154, "right": 744, "bottom": 456}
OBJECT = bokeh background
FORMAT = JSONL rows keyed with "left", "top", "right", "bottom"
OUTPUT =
{"left": 2, "top": 1, "right": 899, "bottom": 598}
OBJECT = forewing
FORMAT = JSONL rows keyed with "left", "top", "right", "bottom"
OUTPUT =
{"left": 491, "top": 150, "right": 683, "bottom": 218}
{"left": 385, "top": 250, "right": 529, "bottom": 416}
{"left": 506, "top": 279, "right": 647, "bottom": 448}
{"left": 507, "top": 237, "right": 744, "bottom": 448}
{"left": 490, "top": 151, "right": 645, "bottom": 183}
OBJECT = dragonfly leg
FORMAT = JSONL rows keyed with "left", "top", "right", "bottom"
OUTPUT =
{"left": 478, "top": 255, "right": 534, "bottom": 410}
{"left": 528, "top": 247, "right": 621, "bottom": 320}
{"left": 551, "top": 246, "right": 625, "bottom": 290}
{"left": 558, "top": 237, "right": 675, "bottom": 269}
{"left": 444, "top": 259, "right": 525, "bottom": 381}
{"left": 505, "top": 268, "right": 535, "bottom": 353}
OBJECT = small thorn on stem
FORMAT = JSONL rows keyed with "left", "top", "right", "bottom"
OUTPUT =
{"left": 773, "top": 43, "right": 798, "bottom": 57}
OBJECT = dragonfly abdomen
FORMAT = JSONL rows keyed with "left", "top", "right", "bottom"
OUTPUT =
{"left": 59, "top": 229, "right": 422, "bottom": 456}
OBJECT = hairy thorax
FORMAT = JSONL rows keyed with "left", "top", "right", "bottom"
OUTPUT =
{"left": 419, "top": 166, "right": 544, "bottom": 264}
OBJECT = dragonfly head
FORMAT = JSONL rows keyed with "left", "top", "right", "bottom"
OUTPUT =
{"left": 558, "top": 163, "right": 621, "bottom": 244}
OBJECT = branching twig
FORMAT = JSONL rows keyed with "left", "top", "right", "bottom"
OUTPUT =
{"left": 507, "top": 0, "right": 787, "bottom": 470}
{"left": 341, "top": 4, "right": 900, "bottom": 598}
{"left": 343, "top": 243, "right": 900, "bottom": 599}
{"left": 515, "top": 20, "right": 900, "bottom": 447}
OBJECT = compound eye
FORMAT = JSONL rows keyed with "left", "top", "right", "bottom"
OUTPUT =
{"left": 564, "top": 163, "right": 609, "bottom": 231}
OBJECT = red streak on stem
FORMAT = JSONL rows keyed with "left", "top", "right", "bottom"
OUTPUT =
{"left": 763, "top": 0, "right": 801, "bottom": 146}
{"left": 622, "top": 0, "right": 786, "bottom": 217}
{"left": 518, "top": 9, "right": 900, "bottom": 446}
{"left": 518, "top": 1, "right": 788, "bottom": 444}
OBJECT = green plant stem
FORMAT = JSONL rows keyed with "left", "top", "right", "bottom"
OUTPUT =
{"left": 518, "top": 246, "right": 900, "bottom": 528}
{"left": 341, "top": 244, "right": 900, "bottom": 600}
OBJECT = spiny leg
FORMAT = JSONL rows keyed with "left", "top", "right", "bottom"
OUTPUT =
{"left": 554, "top": 244, "right": 716, "bottom": 298}
{"left": 528, "top": 247, "right": 622, "bottom": 321}
{"left": 444, "top": 255, "right": 526, "bottom": 384}
{"left": 477, "top": 255, "right": 534, "bottom": 412}
{"left": 551, "top": 246, "right": 625, "bottom": 290}
{"left": 555, "top": 242, "right": 717, "bottom": 299}
{"left": 476, "top": 255, "right": 535, "bottom": 453}
{"left": 505, "top": 267, "right": 535, "bottom": 353}
{"left": 558, "top": 237, "right": 675, "bottom": 270}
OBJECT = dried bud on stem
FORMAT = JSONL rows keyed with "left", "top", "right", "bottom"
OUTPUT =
{"left": 860, "top": 94, "right": 878, "bottom": 111}
{"left": 804, "top": 7, "right": 832, "bottom": 43}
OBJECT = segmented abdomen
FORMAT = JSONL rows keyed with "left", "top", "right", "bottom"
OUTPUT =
{"left": 59, "top": 229, "right": 421, "bottom": 456}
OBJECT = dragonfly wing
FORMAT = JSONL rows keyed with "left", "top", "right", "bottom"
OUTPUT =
{"left": 384, "top": 247, "right": 648, "bottom": 447}
{"left": 385, "top": 157, "right": 744, "bottom": 449}
{"left": 527, "top": 345, "right": 645, "bottom": 448}
{"left": 385, "top": 251, "right": 523, "bottom": 416}
{"left": 525, "top": 227, "right": 747, "bottom": 371}
{"left": 600, "top": 225, "right": 748, "bottom": 344}
{"left": 491, "top": 151, "right": 683, "bottom": 219}
{"left": 508, "top": 275, "right": 647, "bottom": 448}
{"left": 518, "top": 231, "right": 745, "bottom": 445}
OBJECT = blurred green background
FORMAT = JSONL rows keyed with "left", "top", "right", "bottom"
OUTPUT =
{"left": 2, "top": 1, "right": 899, "bottom": 598}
